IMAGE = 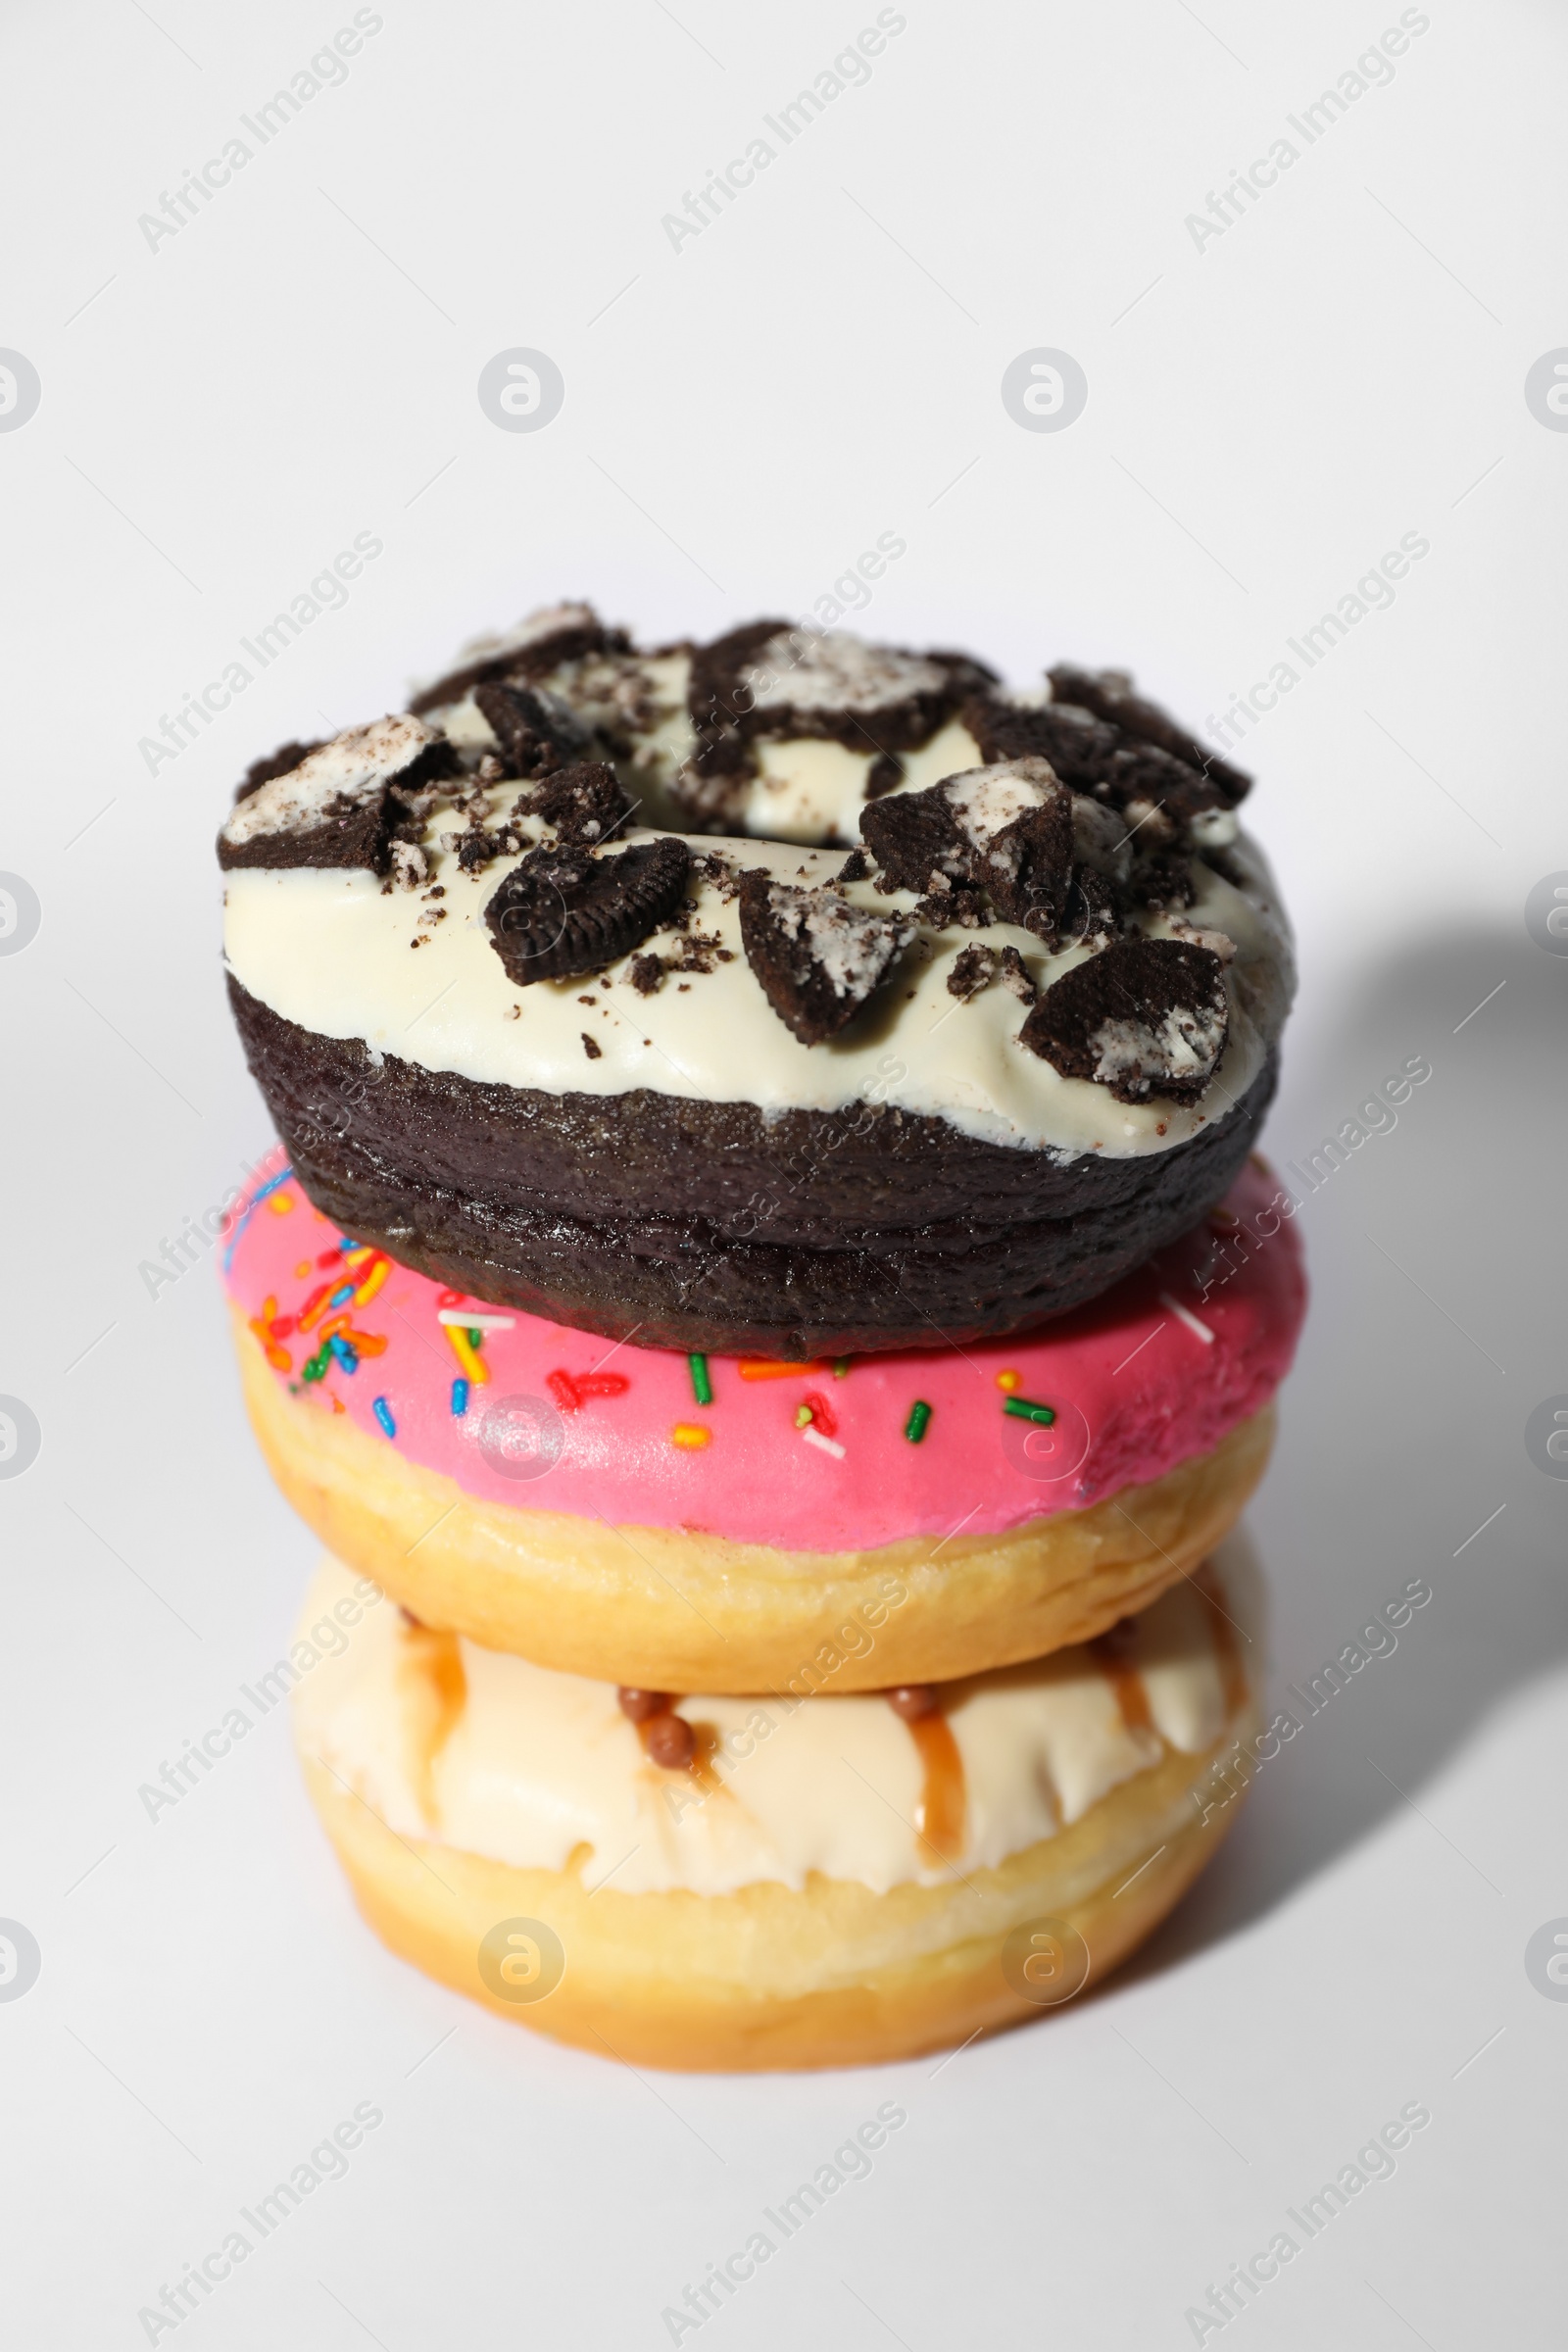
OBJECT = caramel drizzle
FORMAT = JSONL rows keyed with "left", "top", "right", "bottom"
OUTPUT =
{"left": 1089, "top": 1638, "right": 1154, "bottom": 1738}
{"left": 398, "top": 1617, "right": 467, "bottom": 1814}
{"left": 1190, "top": 1563, "right": 1250, "bottom": 1715}
{"left": 906, "top": 1711, "right": 966, "bottom": 1858}
{"left": 635, "top": 1711, "right": 724, "bottom": 1794}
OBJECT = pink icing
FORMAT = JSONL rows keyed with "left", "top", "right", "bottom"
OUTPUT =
{"left": 222, "top": 1148, "right": 1304, "bottom": 1551}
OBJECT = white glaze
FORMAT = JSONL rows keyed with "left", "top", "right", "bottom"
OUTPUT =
{"left": 294, "top": 1553, "right": 1248, "bottom": 1896}
{"left": 222, "top": 808, "right": 1291, "bottom": 1158}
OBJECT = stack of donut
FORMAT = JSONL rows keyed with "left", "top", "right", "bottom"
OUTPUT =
{"left": 218, "top": 604, "right": 1304, "bottom": 2070}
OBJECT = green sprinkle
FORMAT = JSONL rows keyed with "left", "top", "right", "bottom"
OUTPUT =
{"left": 795, "top": 1403, "right": 813, "bottom": 1428}
{"left": 833, "top": 1356, "right": 852, "bottom": 1379}
{"left": 1003, "top": 1396, "right": 1056, "bottom": 1426}
{"left": 905, "top": 1399, "right": 932, "bottom": 1444}
{"left": 688, "top": 1351, "right": 713, "bottom": 1405}
{"left": 467, "top": 1327, "right": 484, "bottom": 1349}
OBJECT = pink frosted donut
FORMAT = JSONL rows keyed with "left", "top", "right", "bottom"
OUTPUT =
{"left": 224, "top": 1147, "right": 1303, "bottom": 1690}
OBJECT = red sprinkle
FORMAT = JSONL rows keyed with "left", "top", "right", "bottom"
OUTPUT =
{"left": 318, "top": 1248, "right": 346, "bottom": 1268}
{"left": 296, "top": 1281, "right": 338, "bottom": 1331}
{"left": 437, "top": 1289, "right": 470, "bottom": 1308}
{"left": 801, "top": 1390, "right": 837, "bottom": 1438}
{"left": 548, "top": 1368, "right": 632, "bottom": 1412}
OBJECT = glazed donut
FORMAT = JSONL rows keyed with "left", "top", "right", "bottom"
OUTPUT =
{"left": 220, "top": 621, "right": 1293, "bottom": 1354}
{"left": 294, "top": 1541, "right": 1261, "bottom": 2071}
{"left": 223, "top": 1150, "right": 1302, "bottom": 1691}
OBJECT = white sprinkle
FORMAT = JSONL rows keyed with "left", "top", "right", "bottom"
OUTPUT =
{"left": 1158, "top": 1291, "right": 1214, "bottom": 1345}
{"left": 801, "top": 1425, "right": 846, "bottom": 1460}
{"left": 436, "top": 1309, "right": 516, "bottom": 1331}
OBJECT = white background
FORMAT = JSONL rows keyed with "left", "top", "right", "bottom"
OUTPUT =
{"left": 2, "top": 0, "right": 1564, "bottom": 2344}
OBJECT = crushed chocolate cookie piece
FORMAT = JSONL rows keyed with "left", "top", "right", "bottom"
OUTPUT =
{"left": 1166, "top": 918, "right": 1236, "bottom": 961}
{"left": 1124, "top": 846, "right": 1198, "bottom": 912}
{"left": 999, "top": 945, "right": 1038, "bottom": 1004}
{"left": 690, "top": 853, "right": 744, "bottom": 905}
{"left": 475, "top": 680, "right": 594, "bottom": 780}
{"left": 484, "top": 835, "right": 691, "bottom": 986}
{"left": 864, "top": 752, "right": 905, "bottom": 799}
{"left": 963, "top": 692, "right": 1229, "bottom": 829}
{"left": 1020, "top": 937, "right": 1229, "bottom": 1105}
{"left": 738, "top": 870, "right": 916, "bottom": 1045}
{"left": 514, "top": 758, "right": 632, "bottom": 847}
{"left": 452, "top": 822, "right": 524, "bottom": 873}
{"left": 913, "top": 884, "right": 987, "bottom": 929}
{"left": 410, "top": 602, "right": 632, "bottom": 715}
{"left": 233, "top": 739, "right": 326, "bottom": 804}
{"left": 859, "top": 784, "right": 965, "bottom": 894}
{"left": 679, "top": 623, "right": 999, "bottom": 817}
{"left": 1060, "top": 862, "right": 1121, "bottom": 951}
{"left": 1070, "top": 794, "right": 1133, "bottom": 885}
{"left": 1048, "top": 664, "right": 1250, "bottom": 805}
{"left": 860, "top": 758, "right": 1074, "bottom": 938}
{"left": 835, "top": 846, "right": 869, "bottom": 884}
{"left": 628, "top": 953, "right": 664, "bottom": 996}
{"left": 947, "top": 944, "right": 997, "bottom": 1001}
{"left": 218, "top": 715, "right": 458, "bottom": 875}
{"left": 581, "top": 1032, "right": 603, "bottom": 1059}
{"left": 668, "top": 929, "right": 724, "bottom": 976}
{"left": 387, "top": 840, "right": 431, "bottom": 891}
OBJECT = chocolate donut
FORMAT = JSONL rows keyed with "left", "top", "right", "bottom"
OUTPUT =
{"left": 220, "top": 613, "right": 1293, "bottom": 1354}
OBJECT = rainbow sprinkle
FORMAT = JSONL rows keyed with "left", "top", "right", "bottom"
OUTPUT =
{"left": 353, "top": 1255, "right": 390, "bottom": 1306}
{"left": 445, "top": 1324, "right": 488, "bottom": 1385}
{"left": 688, "top": 1352, "right": 712, "bottom": 1405}
{"left": 451, "top": 1377, "right": 469, "bottom": 1416}
{"left": 1003, "top": 1396, "right": 1055, "bottom": 1426}
{"left": 905, "top": 1400, "right": 932, "bottom": 1443}
{"left": 371, "top": 1396, "right": 396, "bottom": 1440}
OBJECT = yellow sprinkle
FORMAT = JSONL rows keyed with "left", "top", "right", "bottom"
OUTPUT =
{"left": 294, "top": 1259, "right": 312, "bottom": 1279}
{"left": 671, "top": 1423, "right": 711, "bottom": 1449}
{"left": 353, "top": 1256, "right": 390, "bottom": 1306}
{"left": 445, "top": 1323, "right": 489, "bottom": 1385}
{"left": 268, "top": 1190, "right": 294, "bottom": 1214}
{"left": 996, "top": 1369, "right": 1021, "bottom": 1391}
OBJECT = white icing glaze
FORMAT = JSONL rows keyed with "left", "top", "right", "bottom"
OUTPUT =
{"left": 221, "top": 714, "right": 435, "bottom": 849}
{"left": 222, "top": 805, "right": 1291, "bottom": 1157}
{"left": 740, "top": 717, "right": 984, "bottom": 844}
{"left": 293, "top": 1552, "right": 1247, "bottom": 1896}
